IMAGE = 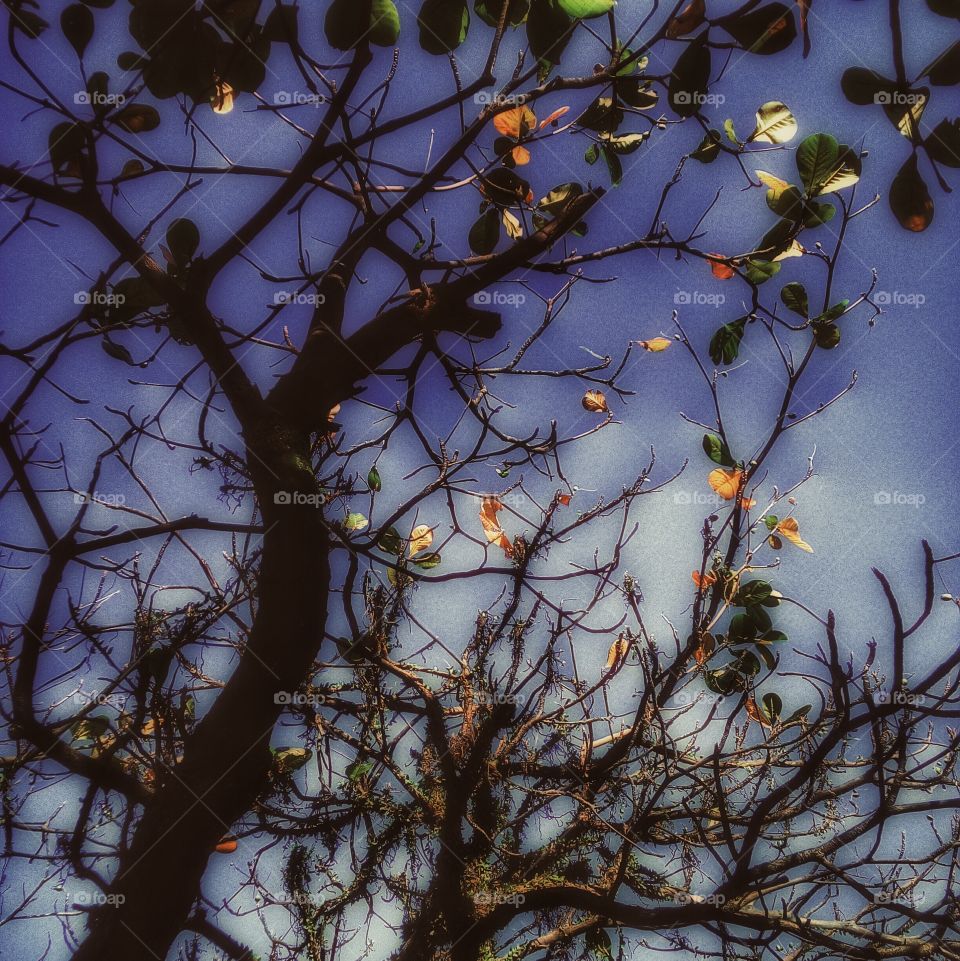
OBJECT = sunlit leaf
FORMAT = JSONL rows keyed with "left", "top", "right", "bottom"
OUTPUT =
{"left": 581, "top": 389, "right": 609, "bottom": 413}
{"left": 747, "top": 101, "right": 797, "bottom": 144}
{"left": 708, "top": 468, "right": 744, "bottom": 501}
{"left": 776, "top": 516, "right": 813, "bottom": 552}
{"left": 408, "top": 524, "right": 434, "bottom": 556}
{"left": 556, "top": 0, "right": 615, "bottom": 18}
{"left": 708, "top": 254, "right": 735, "bottom": 280}
{"left": 493, "top": 105, "right": 537, "bottom": 138}
{"left": 638, "top": 337, "right": 671, "bottom": 352}
{"left": 344, "top": 513, "right": 369, "bottom": 532}
{"left": 539, "top": 105, "right": 570, "bottom": 128}
{"left": 502, "top": 208, "right": 523, "bottom": 239}
{"left": 605, "top": 634, "right": 630, "bottom": 669}
{"left": 479, "top": 497, "right": 514, "bottom": 556}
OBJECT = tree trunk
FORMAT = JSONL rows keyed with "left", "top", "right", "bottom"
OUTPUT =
{"left": 72, "top": 503, "right": 330, "bottom": 961}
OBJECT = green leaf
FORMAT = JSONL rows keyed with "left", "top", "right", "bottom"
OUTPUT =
{"left": 813, "top": 300, "right": 849, "bottom": 324}
{"left": 802, "top": 200, "right": 836, "bottom": 226}
{"left": 72, "top": 715, "right": 110, "bottom": 742}
{"left": 735, "top": 580, "right": 774, "bottom": 607}
{"left": 813, "top": 323, "right": 840, "bottom": 349}
{"left": 617, "top": 77, "right": 657, "bottom": 109}
{"left": 480, "top": 167, "right": 529, "bottom": 205}
{"left": 795, "top": 133, "right": 839, "bottom": 195}
{"left": 556, "top": 0, "right": 615, "bottom": 17}
{"left": 584, "top": 143, "right": 600, "bottom": 164}
{"left": 763, "top": 514, "right": 779, "bottom": 531}
{"left": 475, "top": 0, "right": 530, "bottom": 27}
{"left": 816, "top": 145, "right": 861, "bottom": 195}
{"left": 369, "top": 0, "right": 401, "bottom": 45}
{"left": 61, "top": 4, "right": 94, "bottom": 58}
{"left": 527, "top": 0, "right": 573, "bottom": 77}
{"left": 377, "top": 526, "right": 404, "bottom": 555}
{"left": 761, "top": 692, "right": 782, "bottom": 723}
{"left": 601, "top": 145, "right": 622, "bottom": 186}
{"left": 745, "top": 604, "right": 772, "bottom": 633}
{"left": 469, "top": 208, "right": 501, "bottom": 254}
{"left": 411, "top": 551, "right": 442, "bottom": 569}
{"left": 723, "top": 118, "right": 738, "bottom": 144}
{"left": 702, "top": 433, "right": 735, "bottom": 468}
{"left": 166, "top": 218, "right": 199, "bottom": 265}
{"left": 271, "top": 747, "right": 313, "bottom": 775}
{"left": 889, "top": 153, "right": 934, "bottom": 231}
{"left": 786, "top": 704, "right": 813, "bottom": 722}
{"left": 599, "top": 131, "right": 648, "bottom": 154}
{"left": 669, "top": 36, "right": 711, "bottom": 118}
{"left": 418, "top": 0, "right": 469, "bottom": 54}
{"left": 325, "top": 0, "right": 373, "bottom": 50}
{"left": 536, "top": 182, "right": 583, "bottom": 217}
{"left": 717, "top": 3, "right": 796, "bottom": 55}
{"left": 734, "top": 649, "right": 762, "bottom": 676}
{"left": 747, "top": 101, "right": 797, "bottom": 143}
{"left": 744, "top": 259, "right": 780, "bottom": 285}
{"left": 766, "top": 185, "right": 804, "bottom": 221}
{"left": 691, "top": 129, "right": 721, "bottom": 163}
{"left": 577, "top": 96, "right": 622, "bottom": 133}
{"left": 780, "top": 282, "right": 808, "bottom": 318}
{"left": 709, "top": 317, "right": 746, "bottom": 365}
{"left": 729, "top": 612, "right": 757, "bottom": 643}
{"left": 346, "top": 760, "right": 373, "bottom": 781}
{"left": 586, "top": 928, "right": 613, "bottom": 961}
{"left": 344, "top": 512, "right": 369, "bottom": 532}
{"left": 367, "top": 466, "right": 382, "bottom": 492}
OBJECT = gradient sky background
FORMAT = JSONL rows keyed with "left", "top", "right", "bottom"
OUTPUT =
{"left": 2, "top": 1, "right": 960, "bottom": 957}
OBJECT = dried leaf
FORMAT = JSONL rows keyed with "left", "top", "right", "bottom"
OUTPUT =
{"left": 581, "top": 389, "right": 609, "bottom": 413}
{"left": 479, "top": 497, "right": 514, "bottom": 557}
{"left": 605, "top": 634, "right": 630, "bottom": 669}
{"left": 408, "top": 524, "right": 434, "bottom": 556}
{"left": 639, "top": 337, "right": 672, "bottom": 352}
{"left": 776, "top": 516, "right": 813, "bottom": 552}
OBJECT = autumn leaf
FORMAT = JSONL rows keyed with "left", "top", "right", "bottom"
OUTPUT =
{"left": 708, "top": 468, "right": 744, "bottom": 500}
{"left": 211, "top": 80, "right": 235, "bottom": 114}
{"left": 479, "top": 497, "right": 514, "bottom": 557}
{"left": 214, "top": 836, "right": 238, "bottom": 854}
{"left": 581, "top": 389, "right": 609, "bottom": 413}
{"left": 605, "top": 634, "right": 630, "bottom": 669}
{"left": 691, "top": 570, "right": 717, "bottom": 589}
{"left": 538, "top": 106, "right": 570, "bottom": 129}
{"left": 558, "top": 493, "right": 572, "bottom": 506}
{"left": 739, "top": 495, "right": 757, "bottom": 510}
{"left": 511, "top": 145, "right": 531, "bottom": 165}
{"left": 768, "top": 534, "right": 784, "bottom": 550}
{"left": 638, "top": 337, "right": 672, "bottom": 352}
{"left": 745, "top": 696, "right": 764, "bottom": 724}
{"left": 694, "top": 632, "right": 715, "bottom": 665}
{"left": 708, "top": 254, "right": 736, "bottom": 280}
{"left": 776, "top": 516, "right": 814, "bottom": 552}
{"left": 493, "top": 105, "right": 537, "bottom": 138}
{"left": 408, "top": 524, "right": 434, "bottom": 556}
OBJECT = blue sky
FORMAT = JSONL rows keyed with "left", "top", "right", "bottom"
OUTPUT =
{"left": 1, "top": 1, "right": 959, "bottom": 956}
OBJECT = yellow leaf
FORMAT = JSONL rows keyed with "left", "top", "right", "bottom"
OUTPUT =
{"left": 639, "top": 337, "right": 672, "bottom": 352}
{"left": 708, "top": 468, "right": 743, "bottom": 501}
{"left": 408, "top": 524, "right": 434, "bottom": 556}
{"left": 502, "top": 208, "right": 523, "bottom": 239}
{"left": 493, "top": 105, "right": 537, "bottom": 139}
{"left": 581, "top": 389, "right": 608, "bottom": 413}
{"left": 773, "top": 239, "right": 805, "bottom": 261}
{"left": 211, "top": 81, "right": 234, "bottom": 114}
{"left": 479, "top": 497, "right": 513, "bottom": 557}
{"left": 776, "top": 516, "right": 813, "bottom": 553}
{"left": 538, "top": 106, "right": 570, "bottom": 129}
{"left": 756, "top": 169, "right": 789, "bottom": 191}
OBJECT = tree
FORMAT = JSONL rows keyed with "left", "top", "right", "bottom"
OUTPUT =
{"left": 1, "top": 1, "right": 959, "bottom": 960}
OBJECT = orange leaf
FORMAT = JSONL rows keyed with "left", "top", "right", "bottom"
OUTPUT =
{"left": 581, "top": 389, "right": 609, "bottom": 413}
{"left": 745, "top": 697, "right": 764, "bottom": 724}
{"left": 708, "top": 468, "right": 743, "bottom": 501}
{"left": 691, "top": 570, "right": 717, "bottom": 590}
{"left": 538, "top": 106, "right": 570, "bottom": 129}
{"left": 694, "top": 632, "right": 715, "bottom": 665}
{"left": 511, "top": 145, "right": 531, "bottom": 166}
{"left": 479, "top": 497, "right": 514, "bottom": 557}
{"left": 776, "top": 516, "right": 814, "bottom": 553}
{"left": 708, "top": 254, "right": 735, "bottom": 280}
{"left": 738, "top": 496, "right": 757, "bottom": 510}
{"left": 493, "top": 105, "right": 537, "bottom": 139}
{"left": 605, "top": 635, "right": 630, "bottom": 669}
{"left": 215, "top": 836, "right": 238, "bottom": 854}
{"left": 639, "top": 337, "right": 672, "bottom": 352}
{"left": 558, "top": 493, "right": 572, "bottom": 506}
